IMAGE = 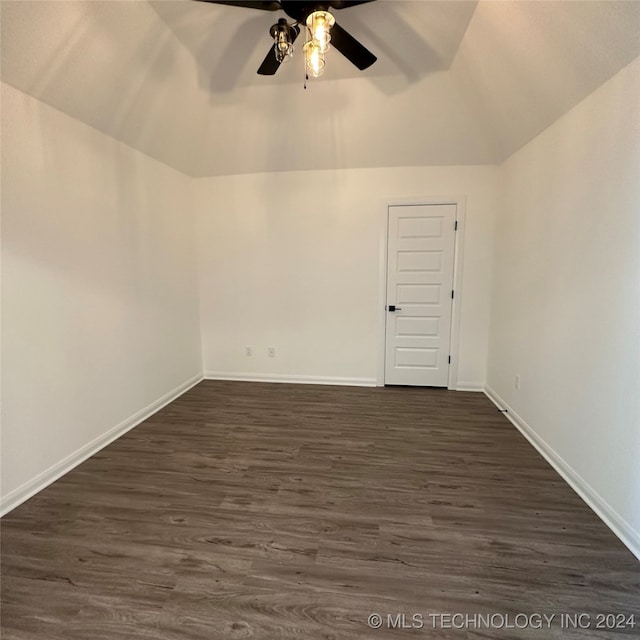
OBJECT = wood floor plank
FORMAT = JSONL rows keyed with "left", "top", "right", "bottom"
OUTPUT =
{"left": 1, "top": 381, "right": 639, "bottom": 639}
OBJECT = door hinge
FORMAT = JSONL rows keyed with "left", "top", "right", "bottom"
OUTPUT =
{"left": 448, "top": 355, "right": 451, "bottom": 364}
{"left": 451, "top": 290, "right": 455, "bottom": 299}
{"left": 454, "top": 220, "right": 458, "bottom": 230}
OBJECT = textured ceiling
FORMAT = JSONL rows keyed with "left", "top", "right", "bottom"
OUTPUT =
{"left": 2, "top": 1, "right": 639, "bottom": 177}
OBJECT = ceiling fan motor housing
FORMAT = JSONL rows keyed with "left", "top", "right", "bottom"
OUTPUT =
{"left": 280, "top": 2, "right": 332, "bottom": 23}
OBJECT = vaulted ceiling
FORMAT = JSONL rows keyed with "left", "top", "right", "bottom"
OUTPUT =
{"left": 2, "top": 1, "right": 639, "bottom": 177}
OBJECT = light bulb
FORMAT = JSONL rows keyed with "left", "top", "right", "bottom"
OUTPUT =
{"left": 277, "top": 32, "right": 289, "bottom": 52}
{"left": 306, "top": 11, "right": 335, "bottom": 53}
{"left": 304, "top": 40, "right": 325, "bottom": 77}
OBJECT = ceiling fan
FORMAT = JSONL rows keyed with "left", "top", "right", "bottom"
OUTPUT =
{"left": 194, "top": 1, "right": 377, "bottom": 77}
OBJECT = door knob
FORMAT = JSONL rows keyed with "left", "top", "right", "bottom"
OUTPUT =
{"left": 388, "top": 305, "right": 402, "bottom": 312}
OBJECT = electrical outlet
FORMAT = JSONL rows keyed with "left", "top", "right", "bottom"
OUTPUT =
{"left": 245, "top": 346, "right": 252, "bottom": 357}
{"left": 268, "top": 347, "right": 276, "bottom": 358}
{"left": 515, "top": 375, "right": 521, "bottom": 390}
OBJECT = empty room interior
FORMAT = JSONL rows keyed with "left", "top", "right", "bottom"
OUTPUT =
{"left": 1, "top": 0, "right": 640, "bottom": 638}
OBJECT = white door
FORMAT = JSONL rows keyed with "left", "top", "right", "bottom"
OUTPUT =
{"left": 385, "top": 204, "right": 456, "bottom": 386}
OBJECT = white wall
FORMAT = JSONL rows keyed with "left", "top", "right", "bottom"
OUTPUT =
{"left": 1, "top": 83, "right": 202, "bottom": 511}
{"left": 487, "top": 58, "right": 640, "bottom": 557}
{"left": 195, "top": 166, "right": 500, "bottom": 388}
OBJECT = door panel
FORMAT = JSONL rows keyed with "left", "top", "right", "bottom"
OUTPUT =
{"left": 397, "top": 250, "right": 443, "bottom": 272}
{"left": 385, "top": 204, "right": 456, "bottom": 386}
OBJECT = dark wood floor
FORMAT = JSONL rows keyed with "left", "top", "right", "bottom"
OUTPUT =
{"left": 2, "top": 381, "right": 639, "bottom": 639}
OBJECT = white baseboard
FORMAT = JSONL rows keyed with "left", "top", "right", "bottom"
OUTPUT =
{"left": 455, "top": 383, "right": 484, "bottom": 392}
{"left": 204, "top": 371, "right": 377, "bottom": 387}
{"left": 0, "top": 373, "right": 204, "bottom": 517}
{"left": 484, "top": 385, "right": 640, "bottom": 562}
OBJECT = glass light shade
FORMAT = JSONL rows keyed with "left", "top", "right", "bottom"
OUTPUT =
{"left": 303, "top": 40, "right": 325, "bottom": 77}
{"left": 277, "top": 31, "right": 290, "bottom": 52}
{"left": 275, "top": 33, "right": 294, "bottom": 63}
{"left": 271, "top": 19, "right": 296, "bottom": 63}
{"left": 306, "top": 11, "right": 335, "bottom": 53}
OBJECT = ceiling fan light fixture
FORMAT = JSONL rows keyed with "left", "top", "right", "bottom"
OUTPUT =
{"left": 303, "top": 39, "right": 325, "bottom": 77}
{"left": 202, "top": 1, "right": 377, "bottom": 77}
{"left": 306, "top": 10, "right": 335, "bottom": 53}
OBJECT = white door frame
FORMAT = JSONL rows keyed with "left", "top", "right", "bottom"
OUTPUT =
{"left": 377, "top": 197, "right": 467, "bottom": 389}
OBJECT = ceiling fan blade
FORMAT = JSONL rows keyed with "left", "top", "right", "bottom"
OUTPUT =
{"left": 257, "top": 47, "right": 281, "bottom": 75}
{"left": 257, "top": 25, "right": 300, "bottom": 75}
{"left": 330, "top": 21, "right": 376, "bottom": 70}
{"left": 329, "top": 1, "right": 376, "bottom": 8}
{"left": 194, "top": 0, "right": 280, "bottom": 10}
